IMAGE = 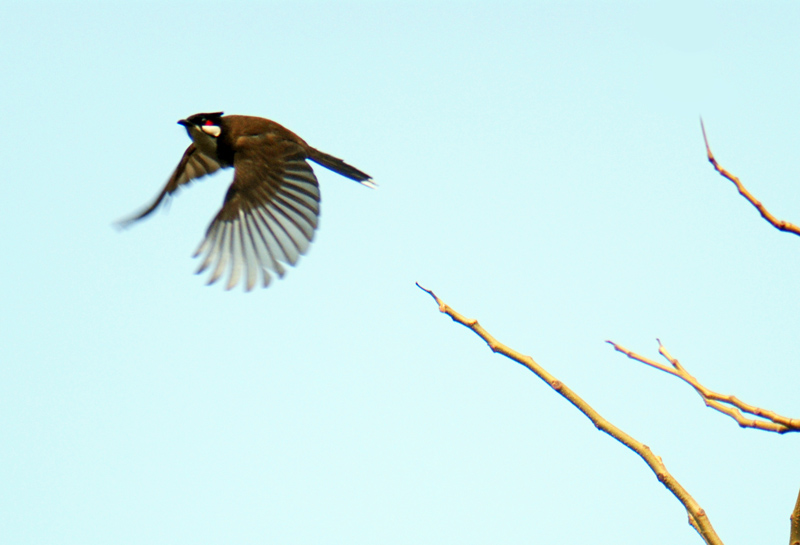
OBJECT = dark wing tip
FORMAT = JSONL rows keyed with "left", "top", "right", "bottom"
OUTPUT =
{"left": 113, "top": 217, "right": 135, "bottom": 231}
{"left": 113, "top": 196, "right": 165, "bottom": 230}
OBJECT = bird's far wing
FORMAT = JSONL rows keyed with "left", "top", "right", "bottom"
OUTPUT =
{"left": 116, "top": 144, "right": 225, "bottom": 227}
{"left": 193, "top": 136, "right": 321, "bottom": 291}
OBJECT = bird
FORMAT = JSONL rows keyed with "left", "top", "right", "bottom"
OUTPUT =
{"left": 118, "top": 112, "right": 374, "bottom": 291}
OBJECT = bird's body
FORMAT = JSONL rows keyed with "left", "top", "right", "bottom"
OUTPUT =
{"left": 119, "top": 112, "right": 373, "bottom": 291}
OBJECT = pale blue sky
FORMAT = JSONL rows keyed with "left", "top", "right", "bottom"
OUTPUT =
{"left": 2, "top": 2, "right": 800, "bottom": 544}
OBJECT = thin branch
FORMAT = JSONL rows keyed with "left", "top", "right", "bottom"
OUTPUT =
{"left": 790, "top": 487, "right": 800, "bottom": 545}
{"left": 417, "top": 283, "right": 724, "bottom": 545}
{"left": 607, "top": 340, "right": 800, "bottom": 434}
{"left": 701, "top": 119, "right": 800, "bottom": 236}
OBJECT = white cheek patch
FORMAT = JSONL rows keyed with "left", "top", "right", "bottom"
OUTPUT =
{"left": 201, "top": 124, "right": 222, "bottom": 137}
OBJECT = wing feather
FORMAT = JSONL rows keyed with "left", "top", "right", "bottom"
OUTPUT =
{"left": 117, "top": 144, "right": 225, "bottom": 227}
{"left": 193, "top": 138, "right": 322, "bottom": 291}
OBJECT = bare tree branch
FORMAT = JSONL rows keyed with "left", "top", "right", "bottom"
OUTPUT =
{"left": 417, "top": 282, "right": 724, "bottom": 545}
{"left": 607, "top": 340, "right": 800, "bottom": 433}
{"left": 791, "top": 487, "right": 800, "bottom": 545}
{"left": 701, "top": 119, "right": 800, "bottom": 236}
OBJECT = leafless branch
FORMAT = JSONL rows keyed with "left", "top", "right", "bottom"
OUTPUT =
{"left": 607, "top": 340, "right": 800, "bottom": 434}
{"left": 417, "top": 282, "right": 724, "bottom": 545}
{"left": 701, "top": 119, "right": 800, "bottom": 236}
{"left": 790, "top": 487, "right": 800, "bottom": 545}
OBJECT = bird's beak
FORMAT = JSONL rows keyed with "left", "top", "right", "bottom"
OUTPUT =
{"left": 177, "top": 119, "right": 190, "bottom": 127}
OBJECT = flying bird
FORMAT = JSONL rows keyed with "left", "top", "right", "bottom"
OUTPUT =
{"left": 119, "top": 112, "right": 374, "bottom": 291}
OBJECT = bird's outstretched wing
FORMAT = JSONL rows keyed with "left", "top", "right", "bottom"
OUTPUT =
{"left": 193, "top": 134, "right": 321, "bottom": 291}
{"left": 117, "top": 144, "right": 224, "bottom": 227}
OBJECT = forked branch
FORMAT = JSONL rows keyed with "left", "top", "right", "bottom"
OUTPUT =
{"left": 607, "top": 340, "right": 800, "bottom": 434}
{"left": 701, "top": 119, "right": 800, "bottom": 236}
{"left": 417, "top": 283, "right": 724, "bottom": 545}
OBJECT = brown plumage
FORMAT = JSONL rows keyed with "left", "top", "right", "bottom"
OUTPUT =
{"left": 119, "top": 112, "right": 373, "bottom": 291}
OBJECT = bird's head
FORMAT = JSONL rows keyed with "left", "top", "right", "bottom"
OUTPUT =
{"left": 178, "top": 112, "right": 224, "bottom": 156}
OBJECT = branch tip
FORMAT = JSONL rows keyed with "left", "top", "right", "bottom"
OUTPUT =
{"left": 700, "top": 118, "right": 713, "bottom": 160}
{"left": 701, "top": 121, "right": 800, "bottom": 236}
{"left": 415, "top": 282, "right": 446, "bottom": 312}
{"left": 415, "top": 281, "right": 435, "bottom": 299}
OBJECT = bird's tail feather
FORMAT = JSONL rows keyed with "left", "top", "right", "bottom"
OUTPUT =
{"left": 308, "top": 148, "right": 375, "bottom": 188}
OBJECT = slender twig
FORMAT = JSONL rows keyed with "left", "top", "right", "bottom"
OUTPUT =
{"left": 790, "top": 487, "right": 800, "bottom": 545}
{"left": 607, "top": 340, "right": 800, "bottom": 434}
{"left": 702, "top": 120, "right": 800, "bottom": 542}
{"left": 701, "top": 119, "right": 800, "bottom": 236}
{"left": 417, "top": 283, "right": 724, "bottom": 545}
